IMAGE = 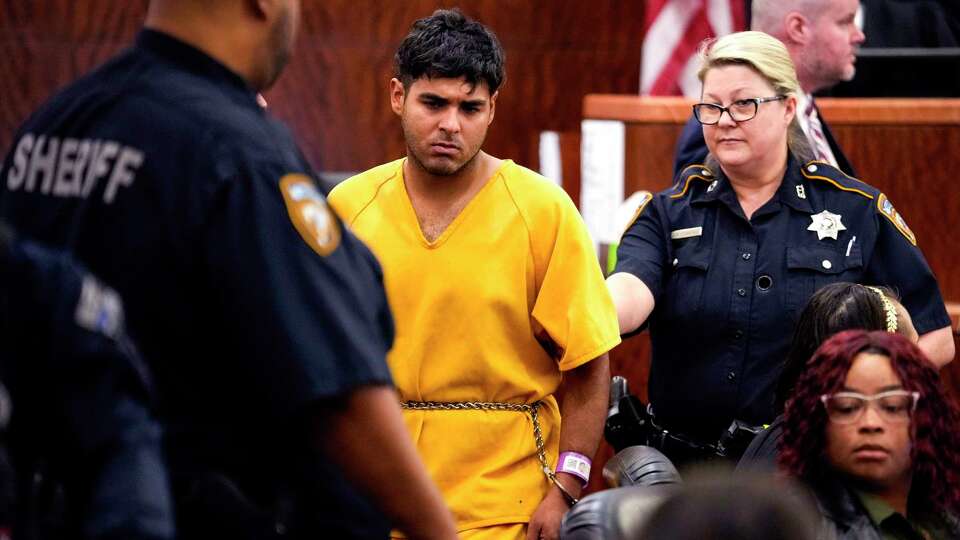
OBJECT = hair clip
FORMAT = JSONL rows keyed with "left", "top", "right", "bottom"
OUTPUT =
{"left": 866, "top": 286, "right": 898, "bottom": 333}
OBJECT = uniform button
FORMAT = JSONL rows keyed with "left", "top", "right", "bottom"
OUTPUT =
{"left": 821, "top": 259, "right": 832, "bottom": 270}
{"left": 807, "top": 164, "right": 818, "bottom": 173}
{"left": 737, "top": 288, "right": 747, "bottom": 297}
{"left": 727, "top": 371, "right": 736, "bottom": 381}
{"left": 734, "top": 330, "right": 743, "bottom": 339}
{"left": 702, "top": 169, "right": 712, "bottom": 177}
{"left": 741, "top": 252, "right": 751, "bottom": 261}
{"left": 756, "top": 274, "right": 773, "bottom": 291}
{"left": 672, "top": 258, "right": 679, "bottom": 267}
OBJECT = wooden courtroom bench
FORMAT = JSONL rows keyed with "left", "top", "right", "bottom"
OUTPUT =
{"left": 578, "top": 95, "right": 960, "bottom": 492}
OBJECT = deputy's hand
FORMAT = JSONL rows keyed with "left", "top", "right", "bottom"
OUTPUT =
{"left": 525, "top": 475, "right": 579, "bottom": 540}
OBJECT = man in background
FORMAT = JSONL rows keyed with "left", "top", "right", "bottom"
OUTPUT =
{"left": 674, "top": 0, "right": 865, "bottom": 176}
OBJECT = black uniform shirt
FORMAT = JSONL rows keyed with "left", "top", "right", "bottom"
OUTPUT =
{"left": 615, "top": 156, "right": 949, "bottom": 440}
{"left": 1, "top": 228, "right": 173, "bottom": 540}
{"left": 0, "top": 30, "right": 394, "bottom": 536}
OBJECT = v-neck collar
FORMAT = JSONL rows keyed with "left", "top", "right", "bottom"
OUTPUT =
{"left": 397, "top": 158, "right": 512, "bottom": 249}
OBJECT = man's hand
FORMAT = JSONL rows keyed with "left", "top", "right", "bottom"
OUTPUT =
{"left": 524, "top": 354, "right": 608, "bottom": 538}
{"left": 525, "top": 475, "right": 580, "bottom": 540}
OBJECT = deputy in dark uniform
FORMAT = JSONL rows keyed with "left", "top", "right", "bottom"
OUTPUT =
{"left": 606, "top": 31, "right": 953, "bottom": 465}
{"left": 0, "top": 223, "right": 173, "bottom": 540}
{"left": 672, "top": 0, "right": 864, "bottom": 180}
{"left": 0, "top": 1, "right": 455, "bottom": 539}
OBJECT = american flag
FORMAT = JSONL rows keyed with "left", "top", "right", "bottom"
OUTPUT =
{"left": 641, "top": 0, "right": 747, "bottom": 97}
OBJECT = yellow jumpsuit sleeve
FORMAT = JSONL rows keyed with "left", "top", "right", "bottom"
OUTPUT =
{"left": 529, "top": 191, "right": 621, "bottom": 371}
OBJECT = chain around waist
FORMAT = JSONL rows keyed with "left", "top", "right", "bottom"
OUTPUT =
{"left": 399, "top": 399, "right": 579, "bottom": 505}
{"left": 399, "top": 400, "right": 542, "bottom": 414}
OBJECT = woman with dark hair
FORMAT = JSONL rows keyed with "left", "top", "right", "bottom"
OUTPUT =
{"left": 780, "top": 330, "right": 960, "bottom": 539}
{"left": 738, "top": 282, "right": 916, "bottom": 470}
{"left": 775, "top": 283, "right": 917, "bottom": 414}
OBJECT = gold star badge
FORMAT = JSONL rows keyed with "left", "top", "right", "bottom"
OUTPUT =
{"left": 808, "top": 210, "right": 847, "bottom": 240}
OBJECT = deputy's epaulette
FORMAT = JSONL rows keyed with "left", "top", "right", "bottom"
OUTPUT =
{"left": 799, "top": 161, "right": 874, "bottom": 200}
{"left": 669, "top": 164, "right": 716, "bottom": 199}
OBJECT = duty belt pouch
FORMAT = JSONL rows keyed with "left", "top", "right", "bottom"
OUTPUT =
{"left": 179, "top": 472, "right": 292, "bottom": 540}
{"left": 717, "top": 420, "right": 765, "bottom": 460}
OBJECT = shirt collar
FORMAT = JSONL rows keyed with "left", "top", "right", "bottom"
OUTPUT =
{"left": 778, "top": 154, "right": 814, "bottom": 214}
{"left": 690, "top": 154, "right": 813, "bottom": 214}
{"left": 854, "top": 490, "right": 899, "bottom": 527}
{"left": 135, "top": 29, "right": 260, "bottom": 108}
{"left": 688, "top": 163, "right": 728, "bottom": 205}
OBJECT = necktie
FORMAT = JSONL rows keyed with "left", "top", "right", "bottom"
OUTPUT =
{"left": 805, "top": 100, "right": 833, "bottom": 164}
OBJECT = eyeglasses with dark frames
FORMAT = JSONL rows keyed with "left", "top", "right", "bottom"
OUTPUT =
{"left": 820, "top": 389, "right": 920, "bottom": 425}
{"left": 693, "top": 95, "right": 787, "bottom": 125}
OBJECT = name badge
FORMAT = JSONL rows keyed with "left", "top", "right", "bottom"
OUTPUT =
{"left": 670, "top": 226, "right": 703, "bottom": 240}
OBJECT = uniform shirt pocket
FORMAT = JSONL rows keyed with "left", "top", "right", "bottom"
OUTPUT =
{"left": 785, "top": 244, "right": 864, "bottom": 315}
{"left": 663, "top": 241, "right": 711, "bottom": 321}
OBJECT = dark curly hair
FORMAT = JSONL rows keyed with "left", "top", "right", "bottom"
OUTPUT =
{"left": 395, "top": 9, "right": 505, "bottom": 93}
{"left": 779, "top": 330, "right": 960, "bottom": 516}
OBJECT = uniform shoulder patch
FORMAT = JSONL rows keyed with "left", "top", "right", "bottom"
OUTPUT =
{"left": 75, "top": 275, "right": 124, "bottom": 339}
{"left": 617, "top": 190, "right": 654, "bottom": 240}
{"left": 800, "top": 161, "right": 874, "bottom": 200}
{"left": 279, "top": 173, "right": 342, "bottom": 256}
{"left": 669, "top": 164, "right": 716, "bottom": 199}
{"left": 876, "top": 193, "right": 917, "bottom": 246}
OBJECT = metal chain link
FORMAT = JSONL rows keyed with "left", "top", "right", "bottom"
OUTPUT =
{"left": 400, "top": 400, "right": 579, "bottom": 505}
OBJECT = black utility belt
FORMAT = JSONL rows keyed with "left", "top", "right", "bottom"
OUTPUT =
{"left": 647, "top": 405, "right": 764, "bottom": 462}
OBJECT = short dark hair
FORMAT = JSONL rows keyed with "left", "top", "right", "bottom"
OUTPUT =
{"left": 394, "top": 9, "right": 505, "bottom": 93}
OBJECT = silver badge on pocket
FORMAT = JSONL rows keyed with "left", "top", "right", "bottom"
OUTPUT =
{"left": 807, "top": 210, "right": 847, "bottom": 241}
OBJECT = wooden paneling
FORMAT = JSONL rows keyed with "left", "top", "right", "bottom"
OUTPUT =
{"left": 0, "top": 1, "right": 148, "bottom": 153}
{"left": 559, "top": 130, "right": 583, "bottom": 209}
{"left": 624, "top": 124, "right": 685, "bottom": 193}
{"left": 284, "top": 1, "right": 645, "bottom": 172}
{"left": 815, "top": 97, "right": 960, "bottom": 124}
{"left": 585, "top": 94, "right": 690, "bottom": 123}
{"left": 1, "top": 1, "right": 645, "bottom": 177}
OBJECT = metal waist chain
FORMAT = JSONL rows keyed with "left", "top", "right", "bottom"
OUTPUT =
{"left": 400, "top": 400, "right": 579, "bottom": 505}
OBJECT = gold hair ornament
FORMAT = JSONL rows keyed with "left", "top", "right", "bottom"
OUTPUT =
{"left": 866, "top": 286, "right": 898, "bottom": 333}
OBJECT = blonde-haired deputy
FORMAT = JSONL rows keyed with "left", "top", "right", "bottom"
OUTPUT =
{"left": 606, "top": 30, "right": 953, "bottom": 467}
{"left": 674, "top": 0, "right": 864, "bottom": 177}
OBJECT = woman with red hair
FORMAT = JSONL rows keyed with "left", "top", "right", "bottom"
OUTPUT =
{"left": 780, "top": 330, "right": 960, "bottom": 538}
